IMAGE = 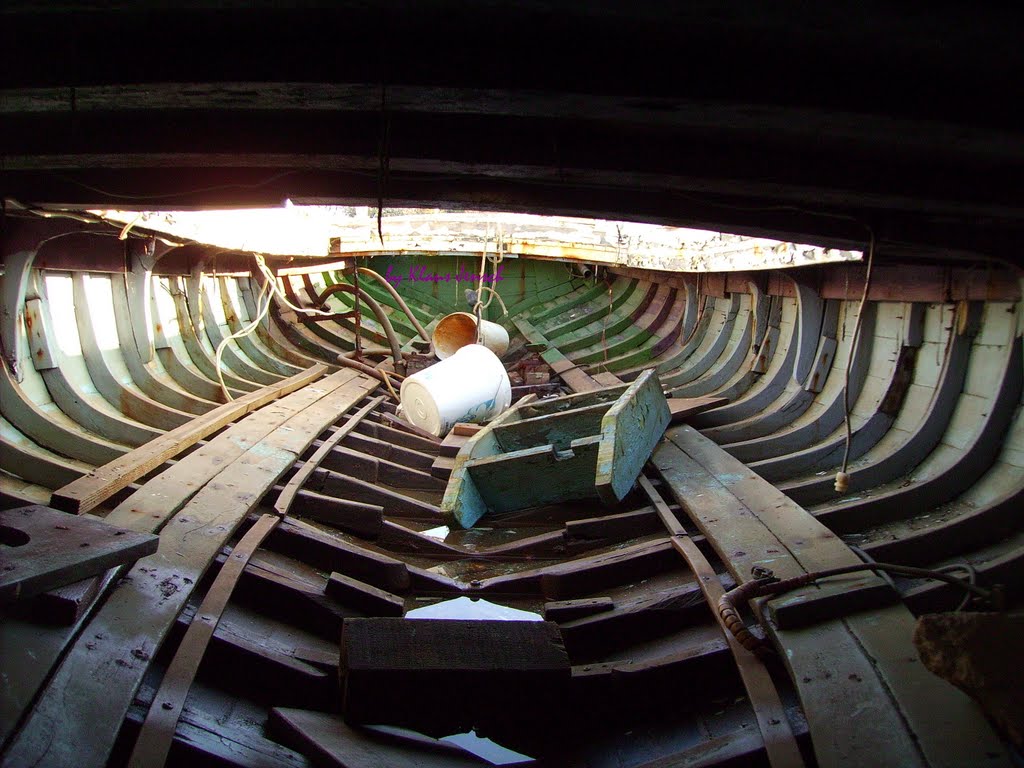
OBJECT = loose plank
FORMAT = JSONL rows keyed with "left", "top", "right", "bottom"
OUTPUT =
{"left": 49, "top": 363, "right": 328, "bottom": 514}
{"left": 0, "top": 505, "right": 157, "bottom": 604}
{"left": 637, "top": 476, "right": 805, "bottom": 768}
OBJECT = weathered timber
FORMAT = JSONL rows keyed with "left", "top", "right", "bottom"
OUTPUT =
{"left": 2, "top": 370, "right": 379, "bottom": 768}
{"left": 653, "top": 425, "right": 1011, "bottom": 768}
{"left": 325, "top": 571, "right": 405, "bottom": 616}
{"left": 126, "top": 513, "right": 280, "bottom": 768}
{"left": 274, "top": 395, "right": 384, "bottom": 515}
{"left": 638, "top": 476, "right": 805, "bottom": 768}
{"left": 0, "top": 505, "right": 158, "bottom": 604}
{"left": 442, "top": 370, "right": 669, "bottom": 528}
{"left": 340, "top": 617, "right": 570, "bottom": 737}
{"left": 49, "top": 363, "right": 329, "bottom": 514}
{"left": 543, "top": 596, "right": 614, "bottom": 622}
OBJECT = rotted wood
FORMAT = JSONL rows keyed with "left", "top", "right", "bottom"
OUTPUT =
{"left": 0, "top": 505, "right": 158, "bottom": 604}
{"left": 49, "top": 363, "right": 328, "bottom": 514}
{"left": 543, "top": 596, "right": 614, "bottom": 622}
{"left": 637, "top": 476, "right": 805, "bottom": 768}
{"left": 325, "top": 571, "right": 405, "bottom": 616}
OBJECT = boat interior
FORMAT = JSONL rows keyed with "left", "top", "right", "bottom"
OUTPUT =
{"left": 1, "top": 5, "right": 1023, "bottom": 768}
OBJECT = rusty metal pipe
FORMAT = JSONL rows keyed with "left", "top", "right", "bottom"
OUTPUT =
{"left": 313, "top": 283, "right": 403, "bottom": 367}
{"left": 356, "top": 267, "right": 432, "bottom": 346}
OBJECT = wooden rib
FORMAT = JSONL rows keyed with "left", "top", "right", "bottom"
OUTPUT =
{"left": 108, "top": 273, "right": 218, "bottom": 415}
{"left": 274, "top": 395, "right": 385, "bottom": 515}
{"left": 215, "top": 275, "right": 304, "bottom": 376}
{"left": 0, "top": 354, "right": 127, "bottom": 465}
{"left": 692, "top": 293, "right": 799, "bottom": 428}
{"left": 235, "top": 276, "right": 329, "bottom": 369}
{"left": 167, "top": 275, "right": 260, "bottom": 391}
{"left": 638, "top": 475, "right": 805, "bottom": 768}
{"left": 71, "top": 273, "right": 193, "bottom": 430}
{"left": 50, "top": 363, "right": 327, "bottom": 514}
{"left": 187, "top": 274, "right": 282, "bottom": 386}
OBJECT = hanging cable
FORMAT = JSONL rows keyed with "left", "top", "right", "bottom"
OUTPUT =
{"left": 835, "top": 232, "right": 875, "bottom": 492}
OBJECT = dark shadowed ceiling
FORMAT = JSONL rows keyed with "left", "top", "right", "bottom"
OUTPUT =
{"left": 2, "top": 2, "right": 1023, "bottom": 264}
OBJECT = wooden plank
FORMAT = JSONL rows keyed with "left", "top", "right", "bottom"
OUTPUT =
{"left": 325, "top": 572, "right": 405, "bottom": 616}
{"left": 268, "top": 708, "right": 488, "bottom": 768}
{"left": 0, "top": 505, "right": 158, "bottom": 604}
{"left": 492, "top": 402, "right": 612, "bottom": 452}
{"left": 595, "top": 369, "right": 671, "bottom": 503}
{"left": 274, "top": 395, "right": 384, "bottom": 515}
{"left": 126, "top": 513, "right": 280, "bottom": 768}
{"left": 654, "top": 426, "right": 1012, "bottom": 768}
{"left": 468, "top": 438, "right": 603, "bottom": 513}
{"left": 514, "top": 317, "right": 601, "bottom": 392}
{"left": 49, "top": 363, "right": 329, "bottom": 514}
{"left": 341, "top": 617, "right": 570, "bottom": 737}
{"left": 637, "top": 476, "right": 806, "bottom": 768}
{"left": 3, "top": 372, "right": 378, "bottom": 768}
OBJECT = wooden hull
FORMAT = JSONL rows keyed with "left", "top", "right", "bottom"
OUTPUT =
{"left": 1, "top": 244, "right": 1021, "bottom": 768}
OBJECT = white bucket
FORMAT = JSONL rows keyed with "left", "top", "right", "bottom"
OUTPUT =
{"left": 433, "top": 312, "right": 510, "bottom": 360}
{"left": 400, "top": 344, "right": 512, "bottom": 437}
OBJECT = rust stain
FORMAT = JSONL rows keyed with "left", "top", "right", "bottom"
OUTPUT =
{"left": 433, "top": 312, "right": 479, "bottom": 358}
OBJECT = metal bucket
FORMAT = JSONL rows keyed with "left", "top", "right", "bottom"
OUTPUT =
{"left": 399, "top": 344, "right": 512, "bottom": 437}
{"left": 432, "top": 312, "right": 509, "bottom": 360}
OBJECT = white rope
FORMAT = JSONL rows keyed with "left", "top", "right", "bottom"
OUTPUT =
{"left": 214, "top": 254, "right": 340, "bottom": 401}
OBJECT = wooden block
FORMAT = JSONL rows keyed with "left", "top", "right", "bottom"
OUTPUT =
{"left": 591, "top": 371, "right": 624, "bottom": 387}
{"left": 439, "top": 432, "right": 469, "bottom": 457}
{"left": 0, "top": 505, "right": 158, "bottom": 604}
{"left": 326, "top": 572, "right": 405, "bottom": 616}
{"left": 29, "top": 576, "right": 103, "bottom": 625}
{"left": 340, "top": 618, "right": 570, "bottom": 736}
{"left": 543, "top": 597, "right": 614, "bottom": 622}
{"left": 452, "top": 423, "right": 482, "bottom": 437}
{"left": 430, "top": 455, "right": 456, "bottom": 480}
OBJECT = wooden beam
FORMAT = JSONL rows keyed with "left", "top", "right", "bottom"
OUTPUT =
{"left": 49, "top": 363, "right": 328, "bottom": 514}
